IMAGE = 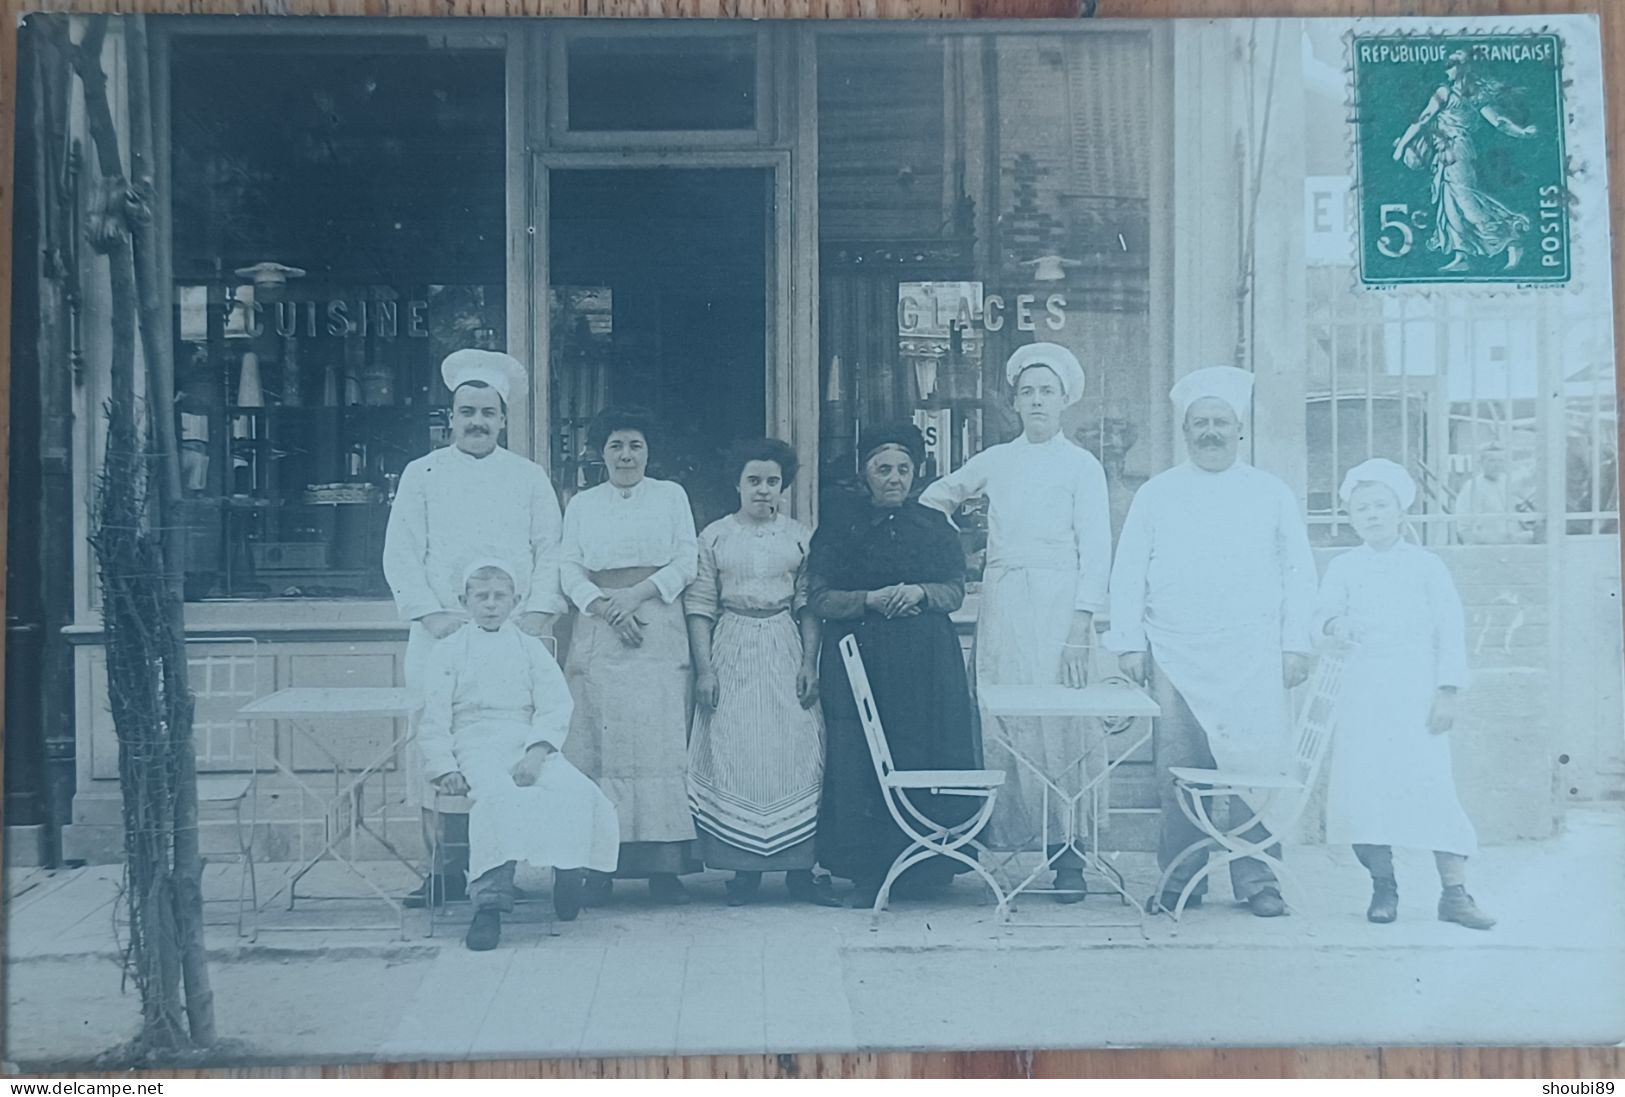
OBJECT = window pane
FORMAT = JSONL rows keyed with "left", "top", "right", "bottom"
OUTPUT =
{"left": 566, "top": 35, "right": 756, "bottom": 132}
{"left": 816, "top": 32, "right": 1154, "bottom": 578}
{"left": 170, "top": 36, "right": 506, "bottom": 601}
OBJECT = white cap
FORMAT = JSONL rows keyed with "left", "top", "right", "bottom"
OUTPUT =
{"left": 441, "top": 350, "right": 527, "bottom": 404}
{"left": 460, "top": 555, "right": 519, "bottom": 591}
{"left": 1339, "top": 458, "right": 1417, "bottom": 511}
{"left": 1005, "top": 343, "right": 1086, "bottom": 408}
{"left": 1170, "top": 366, "right": 1254, "bottom": 422}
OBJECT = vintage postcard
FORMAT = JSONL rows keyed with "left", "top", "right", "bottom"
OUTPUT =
{"left": 3, "top": 11, "right": 1620, "bottom": 1069}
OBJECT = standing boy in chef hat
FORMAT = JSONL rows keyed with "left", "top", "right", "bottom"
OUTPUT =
{"left": 417, "top": 554, "right": 620, "bottom": 951}
{"left": 1314, "top": 458, "right": 1495, "bottom": 930}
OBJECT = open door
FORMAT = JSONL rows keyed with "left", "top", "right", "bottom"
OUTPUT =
{"left": 544, "top": 166, "right": 774, "bottom": 529}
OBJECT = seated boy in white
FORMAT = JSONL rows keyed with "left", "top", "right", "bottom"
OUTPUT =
{"left": 419, "top": 557, "right": 620, "bottom": 950}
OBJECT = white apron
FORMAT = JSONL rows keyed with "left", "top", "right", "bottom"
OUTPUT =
{"left": 976, "top": 565, "right": 1106, "bottom": 849}
{"left": 1319, "top": 543, "right": 1477, "bottom": 855}
{"left": 1326, "top": 651, "right": 1477, "bottom": 854}
{"left": 455, "top": 721, "right": 621, "bottom": 880}
{"left": 1149, "top": 619, "right": 1296, "bottom": 833}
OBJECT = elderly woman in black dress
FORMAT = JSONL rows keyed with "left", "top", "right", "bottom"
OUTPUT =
{"left": 807, "top": 422, "right": 983, "bottom": 907}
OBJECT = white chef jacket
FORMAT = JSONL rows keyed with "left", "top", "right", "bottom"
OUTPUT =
{"left": 382, "top": 444, "right": 567, "bottom": 623}
{"left": 919, "top": 432, "right": 1112, "bottom": 613}
{"left": 1106, "top": 461, "right": 1317, "bottom": 782}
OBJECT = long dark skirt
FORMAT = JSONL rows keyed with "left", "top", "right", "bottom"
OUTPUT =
{"left": 815, "top": 611, "right": 982, "bottom": 885}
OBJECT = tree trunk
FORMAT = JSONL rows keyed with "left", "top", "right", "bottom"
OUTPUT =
{"left": 72, "top": 12, "right": 212, "bottom": 1053}
{"left": 126, "top": 14, "right": 216, "bottom": 1047}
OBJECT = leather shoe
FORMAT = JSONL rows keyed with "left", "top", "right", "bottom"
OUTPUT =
{"left": 724, "top": 871, "right": 762, "bottom": 907}
{"left": 1144, "top": 890, "right": 1202, "bottom": 915}
{"left": 465, "top": 909, "right": 501, "bottom": 951}
{"left": 1438, "top": 885, "right": 1496, "bottom": 930}
{"left": 1246, "top": 887, "right": 1287, "bottom": 918}
{"left": 786, "top": 870, "right": 841, "bottom": 908}
{"left": 582, "top": 871, "right": 614, "bottom": 906}
{"left": 1367, "top": 878, "right": 1398, "bottom": 923}
{"left": 404, "top": 873, "right": 466, "bottom": 910}
{"left": 553, "top": 868, "right": 585, "bottom": 922}
{"left": 1052, "top": 868, "right": 1087, "bottom": 905}
{"left": 849, "top": 878, "right": 883, "bottom": 909}
{"left": 649, "top": 874, "right": 691, "bottom": 905}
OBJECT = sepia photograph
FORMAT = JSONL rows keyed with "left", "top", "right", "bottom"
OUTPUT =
{"left": 2, "top": 9, "right": 1622, "bottom": 1070}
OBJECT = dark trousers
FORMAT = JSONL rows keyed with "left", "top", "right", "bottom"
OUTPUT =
{"left": 422, "top": 808, "right": 470, "bottom": 882}
{"left": 1354, "top": 843, "right": 1469, "bottom": 888}
{"left": 1150, "top": 659, "right": 1279, "bottom": 901}
{"left": 469, "top": 861, "right": 517, "bottom": 912}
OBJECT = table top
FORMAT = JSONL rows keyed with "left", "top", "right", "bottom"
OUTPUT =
{"left": 238, "top": 686, "right": 423, "bottom": 720}
{"left": 978, "top": 682, "right": 1160, "bottom": 718}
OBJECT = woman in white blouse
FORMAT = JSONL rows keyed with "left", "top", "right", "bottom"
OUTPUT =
{"left": 919, "top": 343, "right": 1113, "bottom": 904}
{"left": 560, "top": 407, "right": 700, "bottom": 905}
{"left": 685, "top": 438, "right": 836, "bottom": 907}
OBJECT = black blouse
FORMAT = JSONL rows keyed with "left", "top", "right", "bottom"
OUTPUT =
{"left": 805, "top": 501, "right": 966, "bottom": 621}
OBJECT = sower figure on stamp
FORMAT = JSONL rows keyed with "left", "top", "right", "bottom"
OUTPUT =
{"left": 383, "top": 350, "right": 569, "bottom": 909}
{"left": 1392, "top": 49, "right": 1539, "bottom": 273}
{"left": 419, "top": 558, "right": 620, "bottom": 951}
{"left": 1106, "top": 366, "right": 1318, "bottom": 918}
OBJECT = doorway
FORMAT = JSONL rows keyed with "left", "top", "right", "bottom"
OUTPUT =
{"left": 547, "top": 167, "right": 770, "bottom": 528}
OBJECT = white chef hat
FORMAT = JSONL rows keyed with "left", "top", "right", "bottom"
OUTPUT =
{"left": 1339, "top": 458, "right": 1417, "bottom": 511}
{"left": 1170, "top": 366, "right": 1254, "bottom": 423}
{"left": 441, "top": 349, "right": 527, "bottom": 405}
{"left": 460, "top": 555, "right": 519, "bottom": 591}
{"left": 1005, "top": 343, "right": 1086, "bottom": 408}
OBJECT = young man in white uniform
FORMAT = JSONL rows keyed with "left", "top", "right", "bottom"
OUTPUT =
{"left": 1106, "top": 365, "right": 1318, "bottom": 917}
{"left": 920, "top": 343, "right": 1112, "bottom": 903}
{"left": 382, "top": 349, "right": 568, "bottom": 906}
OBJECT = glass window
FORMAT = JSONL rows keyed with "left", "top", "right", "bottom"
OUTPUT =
{"left": 564, "top": 34, "right": 756, "bottom": 133}
{"left": 816, "top": 31, "right": 1155, "bottom": 577}
{"left": 170, "top": 35, "right": 506, "bottom": 600}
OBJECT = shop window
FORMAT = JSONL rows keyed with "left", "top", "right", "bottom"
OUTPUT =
{"left": 554, "top": 31, "right": 760, "bottom": 137}
{"left": 815, "top": 30, "right": 1155, "bottom": 577}
{"left": 169, "top": 35, "right": 506, "bottom": 601}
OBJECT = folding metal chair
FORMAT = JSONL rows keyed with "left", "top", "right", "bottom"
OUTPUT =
{"left": 194, "top": 636, "right": 261, "bottom": 940}
{"left": 837, "top": 634, "right": 1009, "bottom": 927}
{"left": 1152, "top": 643, "right": 1349, "bottom": 921}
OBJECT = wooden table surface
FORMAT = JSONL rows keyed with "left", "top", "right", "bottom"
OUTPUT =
{"left": 1, "top": 0, "right": 1619, "bottom": 1082}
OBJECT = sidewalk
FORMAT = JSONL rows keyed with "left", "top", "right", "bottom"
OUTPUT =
{"left": 5, "top": 806, "right": 1623, "bottom": 1068}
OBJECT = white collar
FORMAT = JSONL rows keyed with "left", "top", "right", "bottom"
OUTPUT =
{"left": 608, "top": 476, "right": 650, "bottom": 500}
{"left": 446, "top": 444, "right": 507, "bottom": 465}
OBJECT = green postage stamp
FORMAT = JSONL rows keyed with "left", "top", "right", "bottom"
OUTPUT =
{"left": 1353, "top": 34, "right": 1569, "bottom": 287}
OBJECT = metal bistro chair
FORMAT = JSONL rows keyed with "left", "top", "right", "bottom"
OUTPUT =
{"left": 1152, "top": 643, "right": 1349, "bottom": 921}
{"left": 193, "top": 636, "right": 261, "bottom": 941}
{"left": 837, "top": 633, "right": 1009, "bottom": 927}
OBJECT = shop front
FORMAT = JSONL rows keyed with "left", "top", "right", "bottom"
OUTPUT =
{"left": 15, "top": 16, "right": 1614, "bottom": 864}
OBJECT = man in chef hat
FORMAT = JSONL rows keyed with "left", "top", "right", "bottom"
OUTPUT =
{"left": 1106, "top": 365, "right": 1318, "bottom": 918}
{"left": 384, "top": 348, "right": 569, "bottom": 909}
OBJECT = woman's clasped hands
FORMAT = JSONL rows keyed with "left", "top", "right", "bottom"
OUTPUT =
{"left": 864, "top": 583, "right": 925, "bottom": 619}
{"left": 591, "top": 586, "right": 650, "bottom": 647}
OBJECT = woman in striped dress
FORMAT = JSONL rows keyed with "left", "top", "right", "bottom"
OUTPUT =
{"left": 685, "top": 439, "right": 837, "bottom": 906}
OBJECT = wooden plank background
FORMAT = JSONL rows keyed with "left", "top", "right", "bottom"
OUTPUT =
{"left": 0, "top": 0, "right": 1621, "bottom": 1079}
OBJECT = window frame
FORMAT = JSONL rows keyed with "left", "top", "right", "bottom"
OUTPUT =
{"left": 544, "top": 23, "right": 774, "bottom": 150}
